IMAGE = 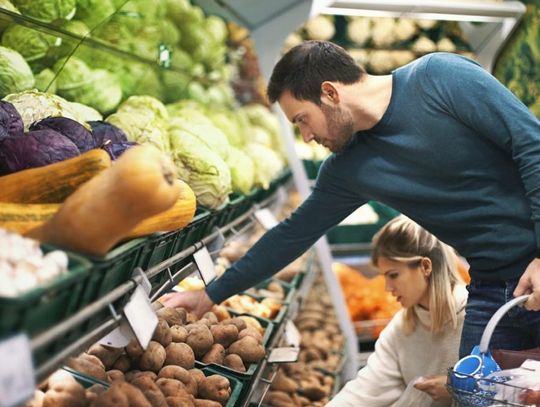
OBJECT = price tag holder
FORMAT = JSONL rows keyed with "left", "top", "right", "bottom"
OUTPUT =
{"left": 98, "top": 318, "right": 135, "bottom": 348}
{"left": 193, "top": 246, "right": 217, "bottom": 285}
{"left": 0, "top": 334, "right": 35, "bottom": 407}
{"left": 132, "top": 267, "right": 151, "bottom": 295}
{"left": 123, "top": 285, "right": 158, "bottom": 350}
{"left": 284, "top": 320, "right": 301, "bottom": 348}
{"left": 254, "top": 208, "right": 278, "bottom": 230}
{"left": 268, "top": 347, "right": 300, "bottom": 364}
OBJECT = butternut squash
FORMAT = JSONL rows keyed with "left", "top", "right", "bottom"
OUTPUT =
{"left": 27, "top": 145, "right": 182, "bottom": 256}
{"left": 129, "top": 180, "right": 196, "bottom": 237}
{"left": 0, "top": 149, "right": 111, "bottom": 203}
{"left": 0, "top": 202, "right": 59, "bottom": 234}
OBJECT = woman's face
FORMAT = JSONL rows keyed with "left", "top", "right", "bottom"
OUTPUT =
{"left": 377, "top": 256, "right": 431, "bottom": 309}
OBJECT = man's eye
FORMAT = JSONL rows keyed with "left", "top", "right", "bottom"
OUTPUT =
{"left": 389, "top": 273, "right": 399, "bottom": 280}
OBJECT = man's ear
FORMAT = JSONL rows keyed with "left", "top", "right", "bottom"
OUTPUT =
{"left": 321, "top": 81, "right": 340, "bottom": 105}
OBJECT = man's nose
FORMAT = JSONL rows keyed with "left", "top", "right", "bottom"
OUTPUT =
{"left": 301, "top": 129, "right": 314, "bottom": 143}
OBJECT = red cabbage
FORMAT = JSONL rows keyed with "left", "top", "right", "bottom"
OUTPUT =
{"left": 30, "top": 116, "right": 94, "bottom": 153}
{"left": 0, "top": 101, "right": 24, "bottom": 137}
{"left": 89, "top": 120, "right": 127, "bottom": 146}
{"left": 101, "top": 140, "right": 137, "bottom": 160}
{"left": 0, "top": 129, "right": 80, "bottom": 175}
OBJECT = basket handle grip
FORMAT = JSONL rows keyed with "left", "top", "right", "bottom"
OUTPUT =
{"left": 479, "top": 294, "right": 530, "bottom": 354}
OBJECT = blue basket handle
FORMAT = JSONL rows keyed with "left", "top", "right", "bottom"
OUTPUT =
{"left": 479, "top": 294, "right": 530, "bottom": 354}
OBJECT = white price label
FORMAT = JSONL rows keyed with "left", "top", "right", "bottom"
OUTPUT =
{"left": 0, "top": 334, "right": 35, "bottom": 407}
{"left": 284, "top": 320, "right": 301, "bottom": 348}
{"left": 98, "top": 318, "right": 135, "bottom": 348}
{"left": 193, "top": 246, "right": 217, "bottom": 285}
{"left": 268, "top": 347, "right": 300, "bottom": 364}
{"left": 123, "top": 285, "right": 158, "bottom": 350}
{"left": 254, "top": 208, "right": 279, "bottom": 230}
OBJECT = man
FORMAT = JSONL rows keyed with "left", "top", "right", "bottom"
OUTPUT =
{"left": 163, "top": 40, "right": 540, "bottom": 357}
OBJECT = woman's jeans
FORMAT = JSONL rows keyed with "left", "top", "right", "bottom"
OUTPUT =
{"left": 459, "top": 278, "right": 540, "bottom": 358}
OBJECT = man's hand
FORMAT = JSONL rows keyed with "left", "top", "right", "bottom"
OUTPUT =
{"left": 159, "top": 289, "right": 215, "bottom": 318}
{"left": 413, "top": 375, "right": 451, "bottom": 401}
{"left": 514, "top": 258, "right": 540, "bottom": 310}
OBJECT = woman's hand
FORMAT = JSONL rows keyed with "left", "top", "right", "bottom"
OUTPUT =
{"left": 414, "top": 375, "right": 451, "bottom": 400}
{"left": 159, "top": 289, "right": 214, "bottom": 318}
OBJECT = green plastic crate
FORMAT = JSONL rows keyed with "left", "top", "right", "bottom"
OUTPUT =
{"left": 0, "top": 245, "right": 91, "bottom": 340}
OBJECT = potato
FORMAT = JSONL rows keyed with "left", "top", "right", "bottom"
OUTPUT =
{"left": 186, "top": 326, "right": 213, "bottom": 358}
{"left": 237, "top": 327, "right": 262, "bottom": 344}
{"left": 152, "top": 319, "right": 173, "bottom": 347}
{"left": 79, "top": 353, "right": 106, "bottom": 370}
{"left": 188, "top": 369, "right": 206, "bottom": 386}
{"left": 210, "top": 325, "right": 238, "bottom": 348}
{"left": 186, "top": 312, "right": 198, "bottom": 324}
{"left": 263, "top": 390, "right": 295, "bottom": 407}
{"left": 139, "top": 341, "right": 166, "bottom": 372}
{"left": 223, "top": 354, "right": 245, "bottom": 372}
{"left": 198, "top": 375, "right": 231, "bottom": 405}
{"left": 221, "top": 318, "right": 246, "bottom": 331}
{"left": 270, "top": 370, "right": 297, "bottom": 393}
{"left": 126, "top": 340, "right": 144, "bottom": 362}
{"left": 227, "top": 336, "right": 265, "bottom": 364}
{"left": 165, "top": 396, "right": 195, "bottom": 407}
{"left": 201, "top": 312, "right": 218, "bottom": 325}
{"left": 201, "top": 344, "right": 225, "bottom": 365}
{"left": 158, "top": 365, "right": 197, "bottom": 396}
{"left": 156, "top": 307, "right": 186, "bottom": 326}
{"left": 112, "top": 381, "right": 152, "bottom": 407}
{"left": 87, "top": 344, "right": 123, "bottom": 369}
{"left": 165, "top": 342, "right": 195, "bottom": 369}
{"left": 126, "top": 371, "right": 157, "bottom": 382}
{"left": 171, "top": 325, "right": 188, "bottom": 343}
{"left": 238, "top": 316, "right": 263, "bottom": 334}
{"left": 197, "top": 318, "right": 213, "bottom": 328}
{"left": 106, "top": 369, "right": 125, "bottom": 382}
{"left": 67, "top": 356, "right": 108, "bottom": 381}
{"left": 111, "top": 354, "right": 131, "bottom": 373}
{"left": 90, "top": 385, "right": 129, "bottom": 407}
{"left": 210, "top": 305, "right": 230, "bottom": 322}
{"left": 130, "top": 376, "right": 168, "bottom": 407}
{"left": 43, "top": 373, "right": 86, "bottom": 407}
{"left": 194, "top": 399, "right": 221, "bottom": 407}
{"left": 85, "top": 384, "right": 107, "bottom": 403}
{"left": 155, "top": 378, "right": 189, "bottom": 398}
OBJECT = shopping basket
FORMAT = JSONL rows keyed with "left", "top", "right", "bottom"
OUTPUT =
{"left": 448, "top": 294, "right": 538, "bottom": 406}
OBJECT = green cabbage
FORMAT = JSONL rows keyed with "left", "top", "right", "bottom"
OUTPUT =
{"left": 106, "top": 110, "right": 169, "bottom": 152}
{"left": 60, "top": 69, "right": 122, "bottom": 114}
{"left": 207, "top": 110, "right": 246, "bottom": 147}
{"left": 3, "top": 90, "right": 92, "bottom": 130}
{"left": 117, "top": 95, "right": 169, "bottom": 123}
{"left": 250, "top": 125, "right": 273, "bottom": 147}
{"left": 169, "top": 116, "right": 230, "bottom": 160}
{"left": 1, "top": 25, "right": 59, "bottom": 62}
{"left": 205, "top": 15, "right": 227, "bottom": 44}
{"left": 226, "top": 146, "right": 254, "bottom": 195}
{"left": 0, "top": 47, "right": 34, "bottom": 98}
{"left": 161, "top": 19, "right": 180, "bottom": 46}
{"left": 242, "top": 104, "right": 286, "bottom": 158}
{"left": 169, "top": 127, "right": 231, "bottom": 209}
{"left": 244, "top": 143, "right": 285, "bottom": 189}
{"left": 67, "top": 101, "right": 102, "bottom": 122}
{"left": 53, "top": 57, "right": 92, "bottom": 90}
{"left": 34, "top": 68, "right": 56, "bottom": 93}
{"left": 12, "top": 0, "right": 76, "bottom": 22}
{"left": 74, "top": 0, "right": 115, "bottom": 29}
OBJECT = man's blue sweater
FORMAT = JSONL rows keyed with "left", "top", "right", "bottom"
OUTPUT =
{"left": 207, "top": 53, "right": 540, "bottom": 303}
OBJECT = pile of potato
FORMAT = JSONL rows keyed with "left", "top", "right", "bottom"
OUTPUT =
{"left": 223, "top": 293, "right": 282, "bottom": 320}
{"left": 52, "top": 305, "right": 268, "bottom": 406}
{"left": 264, "top": 365, "right": 335, "bottom": 406}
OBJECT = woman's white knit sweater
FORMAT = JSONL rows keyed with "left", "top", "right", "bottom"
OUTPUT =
{"left": 328, "top": 285, "right": 468, "bottom": 407}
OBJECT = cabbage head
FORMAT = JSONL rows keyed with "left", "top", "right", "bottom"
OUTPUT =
{"left": 169, "top": 117, "right": 230, "bottom": 160}
{"left": 34, "top": 68, "right": 57, "bottom": 94}
{"left": 3, "top": 90, "right": 92, "bottom": 130}
{"left": 0, "top": 47, "right": 34, "bottom": 98}
{"left": 12, "top": 0, "right": 76, "bottom": 22}
{"left": 74, "top": 0, "right": 115, "bottom": 29}
{"left": 244, "top": 143, "right": 285, "bottom": 189}
{"left": 1, "top": 25, "right": 59, "bottom": 62}
{"left": 117, "top": 95, "right": 169, "bottom": 123}
{"left": 106, "top": 110, "right": 169, "bottom": 152}
{"left": 207, "top": 110, "right": 245, "bottom": 148}
{"left": 169, "top": 127, "right": 231, "bottom": 209}
{"left": 53, "top": 57, "right": 92, "bottom": 90}
{"left": 226, "top": 146, "right": 254, "bottom": 195}
{"left": 67, "top": 101, "right": 102, "bottom": 122}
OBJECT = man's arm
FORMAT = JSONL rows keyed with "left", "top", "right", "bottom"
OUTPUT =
{"left": 163, "top": 164, "right": 364, "bottom": 312}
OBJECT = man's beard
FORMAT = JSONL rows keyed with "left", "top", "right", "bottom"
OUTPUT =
{"left": 320, "top": 104, "right": 354, "bottom": 153}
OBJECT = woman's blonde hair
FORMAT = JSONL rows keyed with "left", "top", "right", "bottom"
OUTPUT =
{"left": 371, "top": 215, "right": 464, "bottom": 335}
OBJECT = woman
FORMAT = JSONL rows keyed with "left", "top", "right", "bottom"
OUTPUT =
{"left": 328, "top": 216, "right": 467, "bottom": 407}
